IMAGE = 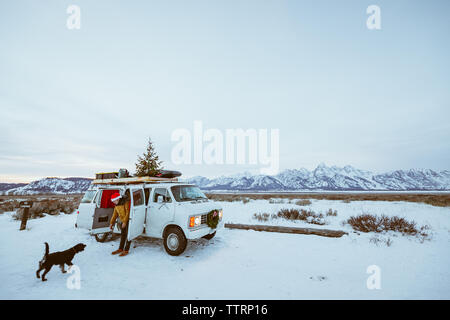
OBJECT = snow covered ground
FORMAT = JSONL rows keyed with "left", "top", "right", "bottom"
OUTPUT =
{"left": 221, "top": 198, "right": 450, "bottom": 233}
{"left": 0, "top": 199, "right": 449, "bottom": 299}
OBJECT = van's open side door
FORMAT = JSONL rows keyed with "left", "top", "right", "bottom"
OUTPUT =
{"left": 91, "top": 208, "right": 114, "bottom": 234}
{"left": 91, "top": 188, "right": 120, "bottom": 235}
{"left": 127, "top": 187, "right": 146, "bottom": 241}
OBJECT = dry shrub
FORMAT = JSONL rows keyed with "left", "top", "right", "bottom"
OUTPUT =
{"left": 269, "top": 199, "right": 285, "bottom": 204}
{"left": 12, "top": 199, "right": 78, "bottom": 220}
{"left": 326, "top": 209, "right": 338, "bottom": 216}
{"left": 295, "top": 199, "right": 312, "bottom": 206}
{"left": 346, "top": 214, "right": 430, "bottom": 239}
{"left": 370, "top": 236, "right": 393, "bottom": 247}
{"left": 0, "top": 203, "right": 16, "bottom": 214}
{"left": 253, "top": 213, "right": 271, "bottom": 222}
{"left": 254, "top": 208, "right": 326, "bottom": 225}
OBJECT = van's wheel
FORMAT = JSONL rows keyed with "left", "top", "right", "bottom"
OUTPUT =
{"left": 202, "top": 232, "right": 216, "bottom": 240}
{"left": 163, "top": 227, "right": 187, "bottom": 256}
{"left": 94, "top": 232, "right": 110, "bottom": 242}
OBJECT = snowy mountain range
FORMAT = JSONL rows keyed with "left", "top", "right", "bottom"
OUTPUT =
{"left": 1, "top": 178, "right": 92, "bottom": 195}
{"left": 0, "top": 183, "right": 27, "bottom": 193}
{"left": 1, "top": 164, "right": 450, "bottom": 194}
{"left": 186, "top": 164, "right": 450, "bottom": 191}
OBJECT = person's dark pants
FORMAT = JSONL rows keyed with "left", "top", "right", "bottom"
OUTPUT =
{"left": 119, "top": 221, "right": 131, "bottom": 251}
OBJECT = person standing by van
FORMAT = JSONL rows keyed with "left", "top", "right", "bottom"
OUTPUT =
{"left": 109, "top": 191, "right": 132, "bottom": 257}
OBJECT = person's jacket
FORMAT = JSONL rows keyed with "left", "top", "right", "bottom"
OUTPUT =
{"left": 110, "top": 200, "right": 131, "bottom": 225}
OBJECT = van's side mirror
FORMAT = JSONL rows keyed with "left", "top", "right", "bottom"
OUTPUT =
{"left": 157, "top": 196, "right": 163, "bottom": 203}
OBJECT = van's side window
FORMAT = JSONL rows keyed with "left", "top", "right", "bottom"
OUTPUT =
{"left": 81, "top": 190, "right": 97, "bottom": 204}
{"left": 95, "top": 191, "right": 102, "bottom": 208}
{"left": 132, "top": 189, "right": 144, "bottom": 206}
{"left": 153, "top": 188, "right": 172, "bottom": 203}
{"left": 144, "top": 188, "right": 152, "bottom": 206}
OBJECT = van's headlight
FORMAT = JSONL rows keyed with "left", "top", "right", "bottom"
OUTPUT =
{"left": 219, "top": 209, "right": 223, "bottom": 220}
{"left": 189, "top": 215, "right": 202, "bottom": 228}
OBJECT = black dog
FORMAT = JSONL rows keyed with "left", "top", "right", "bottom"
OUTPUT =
{"left": 36, "top": 242, "right": 86, "bottom": 281}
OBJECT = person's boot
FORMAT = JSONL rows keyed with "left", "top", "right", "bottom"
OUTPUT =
{"left": 112, "top": 249, "right": 123, "bottom": 255}
{"left": 119, "top": 251, "right": 129, "bottom": 257}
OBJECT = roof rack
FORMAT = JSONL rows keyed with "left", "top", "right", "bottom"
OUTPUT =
{"left": 92, "top": 176, "right": 179, "bottom": 185}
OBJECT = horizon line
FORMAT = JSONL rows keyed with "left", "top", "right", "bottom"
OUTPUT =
{"left": 1, "top": 164, "right": 449, "bottom": 184}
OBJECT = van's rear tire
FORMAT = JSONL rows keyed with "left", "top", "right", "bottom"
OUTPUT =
{"left": 94, "top": 232, "right": 110, "bottom": 242}
{"left": 163, "top": 227, "right": 187, "bottom": 256}
{"left": 202, "top": 232, "right": 216, "bottom": 240}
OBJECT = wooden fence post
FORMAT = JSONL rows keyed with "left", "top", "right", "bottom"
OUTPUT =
{"left": 19, "top": 201, "right": 33, "bottom": 231}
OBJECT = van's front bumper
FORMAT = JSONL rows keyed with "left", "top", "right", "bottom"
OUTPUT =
{"left": 185, "top": 219, "right": 224, "bottom": 239}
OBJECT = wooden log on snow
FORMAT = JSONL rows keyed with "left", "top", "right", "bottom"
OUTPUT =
{"left": 224, "top": 223, "right": 348, "bottom": 238}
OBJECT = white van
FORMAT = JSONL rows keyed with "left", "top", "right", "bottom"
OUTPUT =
{"left": 75, "top": 182, "right": 223, "bottom": 256}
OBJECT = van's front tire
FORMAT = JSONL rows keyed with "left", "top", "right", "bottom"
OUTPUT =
{"left": 163, "top": 227, "right": 187, "bottom": 256}
{"left": 94, "top": 232, "right": 110, "bottom": 242}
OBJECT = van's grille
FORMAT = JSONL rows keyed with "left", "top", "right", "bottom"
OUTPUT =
{"left": 201, "top": 214, "right": 207, "bottom": 225}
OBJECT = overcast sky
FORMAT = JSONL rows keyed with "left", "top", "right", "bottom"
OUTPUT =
{"left": 1, "top": 0, "right": 449, "bottom": 182}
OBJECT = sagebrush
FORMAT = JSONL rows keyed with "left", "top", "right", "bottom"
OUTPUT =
{"left": 346, "top": 214, "right": 430, "bottom": 239}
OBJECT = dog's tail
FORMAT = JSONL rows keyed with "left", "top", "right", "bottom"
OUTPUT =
{"left": 44, "top": 242, "right": 49, "bottom": 257}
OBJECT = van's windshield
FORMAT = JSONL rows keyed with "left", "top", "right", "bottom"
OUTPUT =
{"left": 81, "top": 190, "right": 97, "bottom": 203}
{"left": 171, "top": 185, "right": 207, "bottom": 202}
